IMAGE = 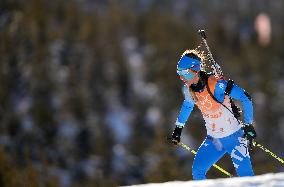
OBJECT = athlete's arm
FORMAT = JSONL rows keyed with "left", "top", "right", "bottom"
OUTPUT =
{"left": 229, "top": 84, "right": 253, "bottom": 124}
{"left": 214, "top": 80, "right": 253, "bottom": 124}
{"left": 175, "top": 84, "right": 195, "bottom": 127}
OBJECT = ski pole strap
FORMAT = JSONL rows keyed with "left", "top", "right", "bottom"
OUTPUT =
{"left": 178, "top": 142, "right": 233, "bottom": 177}
{"left": 253, "top": 141, "right": 284, "bottom": 165}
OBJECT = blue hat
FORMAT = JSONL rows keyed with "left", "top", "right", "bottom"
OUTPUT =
{"left": 177, "top": 56, "right": 201, "bottom": 71}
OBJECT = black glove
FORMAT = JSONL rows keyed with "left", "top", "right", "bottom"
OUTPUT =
{"left": 170, "top": 126, "right": 183, "bottom": 145}
{"left": 242, "top": 124, "right": 257, "bottom": 149}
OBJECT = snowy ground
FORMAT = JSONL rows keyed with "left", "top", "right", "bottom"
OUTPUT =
{"left": 121, "top": 172, "right": 284, "bottom": 187}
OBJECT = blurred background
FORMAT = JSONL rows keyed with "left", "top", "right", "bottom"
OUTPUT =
{"left": 1, "top": 0, "right": 284, "bottom": 186}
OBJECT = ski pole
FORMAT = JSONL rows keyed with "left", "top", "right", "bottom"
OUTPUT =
{"left": 179, "top": 142, "right": 233, "bottom": 177}
{"left": 253, "top": 141, "right": 284, "bottom": 166}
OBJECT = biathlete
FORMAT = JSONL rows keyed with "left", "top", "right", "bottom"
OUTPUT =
{"left": 171, "top": 49, "right": 257, "bottom": 180}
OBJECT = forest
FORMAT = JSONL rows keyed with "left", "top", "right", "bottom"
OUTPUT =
{"left": 0, "top": 0, "right": 284, "bottom": 186}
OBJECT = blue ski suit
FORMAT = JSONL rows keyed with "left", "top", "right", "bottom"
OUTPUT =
{"left": 176, "top": 75, "right": 254, "bottom": 180}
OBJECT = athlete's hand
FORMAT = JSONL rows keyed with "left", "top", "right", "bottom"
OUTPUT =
{"left": 170, "top": 126, "right": 183, "bottom": 145}
{"left": 242, "top": 124, "right": 257, "bottom": 149}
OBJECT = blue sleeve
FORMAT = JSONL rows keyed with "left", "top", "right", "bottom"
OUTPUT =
{"left": 175, "top": 85, "right": 194, "bottom": 127}
{"left": 229, "top": 84, "right": 253, "bottom": 124}
{"left": 214, "top": 80, "right": 253, "bottom": 124}
{"left": 214, "top": 79, "right": 227, "bottom": 103}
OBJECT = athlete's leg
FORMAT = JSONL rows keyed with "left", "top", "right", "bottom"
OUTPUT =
{"left": 192, "top": 136, "right": 226, "bottom": 180}
{"left": 222, "top": 129, "right": 254, "bottom": 177}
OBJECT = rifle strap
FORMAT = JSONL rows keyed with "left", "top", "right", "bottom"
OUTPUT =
{"left": 199, "top": 72, "right": 241, "bottom": 120}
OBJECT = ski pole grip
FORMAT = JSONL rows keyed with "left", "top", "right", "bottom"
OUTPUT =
{"left": 198, "top": 29, "right": 207, "bottom": 39}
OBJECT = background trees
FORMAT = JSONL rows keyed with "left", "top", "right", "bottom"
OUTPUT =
{"left": 0, "top": 0, "right": 283, "bottom": 186}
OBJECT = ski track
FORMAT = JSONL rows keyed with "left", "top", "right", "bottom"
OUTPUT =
{"left": 121, "top": 172, "right": 284, "bottom": 187}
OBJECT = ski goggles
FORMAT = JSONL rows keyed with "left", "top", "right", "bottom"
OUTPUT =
{"left": 177, "top": 68, "right": 195, "bottom": 80}
{"left": 177, "top": 69, "right": 190, "bottom": 76}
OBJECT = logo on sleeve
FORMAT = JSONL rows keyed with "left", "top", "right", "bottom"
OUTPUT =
{"left": 219, "top": 83, "right": 225, "bottom": 90}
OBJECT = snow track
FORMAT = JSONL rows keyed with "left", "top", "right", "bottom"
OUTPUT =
{"left": 121, "top": 172, "right": 284, "bottom": 187}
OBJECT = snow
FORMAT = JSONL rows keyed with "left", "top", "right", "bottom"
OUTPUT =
{"left": 121, "top": 172, "right": 284, "bottom": 187}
